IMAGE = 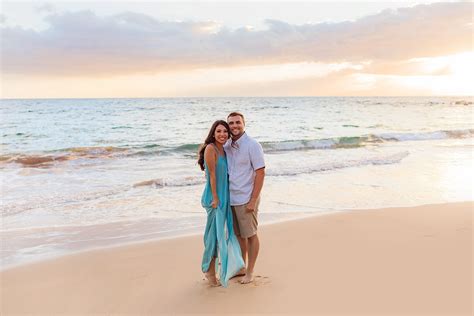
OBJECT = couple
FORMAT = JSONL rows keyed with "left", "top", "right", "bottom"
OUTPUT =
{"left": 197, "top": 112, "right": 265, "bottom": 287}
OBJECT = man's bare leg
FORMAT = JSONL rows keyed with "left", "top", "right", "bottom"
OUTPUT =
{"left": 241, "top": 234, "right": 259, "bottom": 284}
{"left": 236, "top": 236, "right": 248, "bottom": 276}
{"left": 232, "top": 207, "right": 247, "bottom": 276}
{"left": 204, "top": 257, "right": 220, "bottom": 286}
{"left": 238, "top": 236, "right": 248, "bottom": 264}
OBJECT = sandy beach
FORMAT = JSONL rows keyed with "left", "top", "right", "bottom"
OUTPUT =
{"left": 1, "top": 202, "right": 472, "bottom": 315}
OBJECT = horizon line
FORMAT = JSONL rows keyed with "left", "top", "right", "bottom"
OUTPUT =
{"left": 2, "top": 95, "right": 473, "bottom": 101}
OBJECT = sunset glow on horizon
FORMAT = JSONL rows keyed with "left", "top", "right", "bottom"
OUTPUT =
{"left": 1, "top": 1, "right": 472, "bottom": 98}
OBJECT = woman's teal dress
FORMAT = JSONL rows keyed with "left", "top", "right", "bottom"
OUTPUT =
{"left": 201, "top": 148, "right": 244, "bottom": 287}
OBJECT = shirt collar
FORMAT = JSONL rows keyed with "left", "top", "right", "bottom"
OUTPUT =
{"left": 234, "top": 132, "right": 248, "bottom": 144}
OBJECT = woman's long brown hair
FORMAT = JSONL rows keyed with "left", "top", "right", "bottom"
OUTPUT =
{"left": 197, "top": 120, "right": 230, "bottom": 171}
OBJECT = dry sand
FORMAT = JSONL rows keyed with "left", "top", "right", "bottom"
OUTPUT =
{"left": 1, "top": 202, "right": 472, "bottom": 315}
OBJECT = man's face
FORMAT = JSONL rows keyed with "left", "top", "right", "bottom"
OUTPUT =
{"left": 227, "top": 115, "right": 245, "bottom": 138}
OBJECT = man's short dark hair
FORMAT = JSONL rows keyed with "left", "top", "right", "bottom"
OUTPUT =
{"left": 227, "top": 112, "right": 245, "bottom": 124}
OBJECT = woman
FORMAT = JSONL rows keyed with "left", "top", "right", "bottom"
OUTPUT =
{"left": 198, "top": 120, "right": 245, "bottom": 287}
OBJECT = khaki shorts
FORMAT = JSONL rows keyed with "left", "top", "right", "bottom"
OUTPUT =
{"left": 231, "top": 197, "right": 260, "bottom": 238}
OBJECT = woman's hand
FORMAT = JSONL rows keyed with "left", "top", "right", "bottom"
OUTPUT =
{"left": 211, "top": 197, "right": 220, "bottom": 209}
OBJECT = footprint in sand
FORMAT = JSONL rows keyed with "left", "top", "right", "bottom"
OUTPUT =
{"left": 253, "top": 275, "right": 271, "bottom": 286}
{"left": 235, "top": 275, "right": 271, "bottom": 286}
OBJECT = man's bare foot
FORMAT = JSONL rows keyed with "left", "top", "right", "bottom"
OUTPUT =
{"left": 240, "top": 272, "right": 254, "bottom": 284}
{"left": 204, "top": 271, "right": 220, "bottom": 287}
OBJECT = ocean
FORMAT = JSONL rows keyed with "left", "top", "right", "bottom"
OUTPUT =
{"left": 1, "top": 96, "right": 473, "bottom": 269}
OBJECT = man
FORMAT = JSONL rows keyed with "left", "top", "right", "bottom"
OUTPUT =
{"left": 224, "top": 112, "right": 265, "bottom": 284}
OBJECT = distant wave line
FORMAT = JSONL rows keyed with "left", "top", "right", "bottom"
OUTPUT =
{"left": 1, "top": 128, "right": 471, "bottom": 167}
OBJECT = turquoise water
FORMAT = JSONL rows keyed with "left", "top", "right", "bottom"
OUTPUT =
{"left": 1, "top": 96, "right": 473, "bottom": 268}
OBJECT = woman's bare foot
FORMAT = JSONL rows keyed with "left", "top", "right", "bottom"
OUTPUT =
{"left": 240, "top": 272, "right": 254, "bottom": 284}
{"left": 204, "top": 271, "right": 220, "bottom": 287}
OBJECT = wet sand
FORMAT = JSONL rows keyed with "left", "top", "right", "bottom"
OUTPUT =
{"left": 1, "top": 202, "right": 472, "bottom": 315}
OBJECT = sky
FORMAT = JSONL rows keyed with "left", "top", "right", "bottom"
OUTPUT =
{"left": 1, "top": 0, "right": 473, "bottom": 98}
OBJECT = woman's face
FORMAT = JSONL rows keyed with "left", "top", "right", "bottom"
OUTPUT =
{"left": 214, "top": 124, "right": 229, "bottom": 145}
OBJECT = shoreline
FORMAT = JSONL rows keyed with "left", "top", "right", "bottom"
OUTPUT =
{"left": 1, "top": 201, "right": 471, "bottom": 272}
{"left": 2, "top": 201, "right": 472, "bottom": 315}
{"left": 1, "top": 207, "right": 344, "bottom": 272}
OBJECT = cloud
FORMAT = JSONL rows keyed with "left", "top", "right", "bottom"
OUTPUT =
{"left": 35, "top": 3, "right": 55, "bottom": 13}
{"left": 361, "top": 60, "right": 452, "bottom": 76}
{"left": 1, "top": 2, "right": 472, "bottom": 76}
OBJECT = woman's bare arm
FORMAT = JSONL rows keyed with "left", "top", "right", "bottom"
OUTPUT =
{"left": 204, "top": 145, "right": 219, "bottom": 208}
